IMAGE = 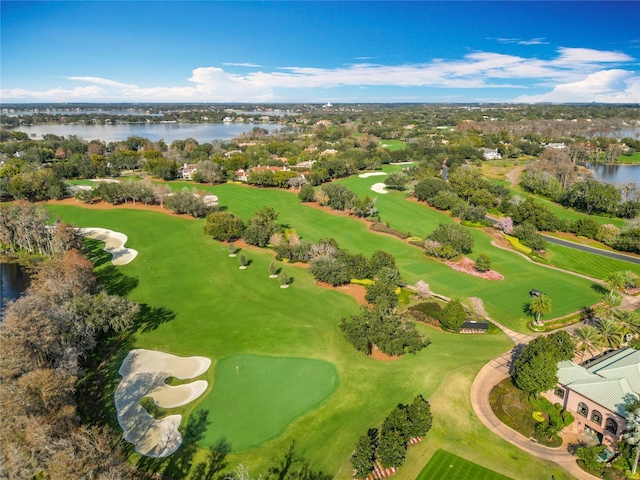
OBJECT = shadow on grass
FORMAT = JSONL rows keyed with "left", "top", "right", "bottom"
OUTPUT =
{"left": 83, "top": 238, "right": 112, "bottom": 268}
{"left": 136, "top": 304, "right": 176, "bottom": 333}
{"left": 591, "top": 283, "right": 608, "bottom": 295}
{"left": 96, "top": 265, "right": 139, "bottom": 296}
{"left": 135, "top": 409, "right": 213, "bottom": 479}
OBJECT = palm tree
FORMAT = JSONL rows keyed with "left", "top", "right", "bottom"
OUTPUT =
{"left": 528, "top": 293, "right": 552, "bottom": 326}
{"left": 573, "top": 326, "right": 600, "bottom": 361}
{"left": 623, "top": 409, "right": 640, "bottom": 474}
{"left": 594, "top": 292, "right": 623, "bottom": 321}
{"left": 605, "top": 271, "right": 627, "bottom": 294}
{"left": 616, "top": 310, "right": 640, "bottom": 342}
{"left": 595, "top": 318, "right": 623, "bottom": 350}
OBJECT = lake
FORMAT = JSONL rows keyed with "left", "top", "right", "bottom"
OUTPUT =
{"left": 586, "top": 163, "right": 640, "bottom": 185}
{"left": 10, "top": 122, "right": 281, "bottom": 143}
{"left": 0, "top": 262, "right": 30, "bottom": 315}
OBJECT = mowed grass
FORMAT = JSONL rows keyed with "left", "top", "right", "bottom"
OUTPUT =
{"left": 545, "top": 242, "right": 640, "bottom": 280}
{"left": 43, "top": 205, "right": 576, "bottom": 479}
{"left": 331, "top": 170, "right": 600, "bottom": 330}
{"left": 416, "top": 449, "right": 514, "bottom": 480}
{"left": 201, "top": 355, "right": 338, "bottom": 452}
{"left": 380, "top": 139, "right": 406, "bottom": 151}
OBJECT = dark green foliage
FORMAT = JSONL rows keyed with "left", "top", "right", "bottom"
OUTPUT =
{"left": 385, "top": 171, "right": 409, "bottom": 190}
{"left": 430, "top": 190, "right": 462, "bottom": 211}
{"left": 243, "top": 206, "right": 280, "bottom": 247}
{"left": 204, "top": 212, "right": 245, "bottom": 242}
{"left": 428, "top": 223, "right": 474, "bottom": 254}
{"left": 409, "top": 302, "right": 443, "bottom": 323}
{"left": 414, "top": 177, "right": 449, "bottom": 202}
{"left": 512, "top": 351, "right": 559, "bottom": 396}
{"left": 93, "top": 182, "right": 126, "bottom": 205}
{"left": 321, "top": 183, "right": 357, "bottom": 210}
{"left": 378, "top": 427, "right": 407, "bottom": 468}
{"left": 529, "top": 396, "right": 573, "bottom": 439}
{"left": 340, "top": 307, "right": 429, "bottom": 356}
{"left": 512, "top": 222, "right": 547, "bottom": 251}
{"left": 143, "top": 156, "right": 178, "bottom": 180}
{"left": 439, "top": 299, "right": 466, "bottom": 331}
{"left": 572, "top": 217, "right": 600, "bottom": 239}
{"left": 369, "top": 222, "right": 410, "bottom": 239}
{"left": 6, "top": 169, "right": 67, "bottom": 201}
{"left": 614, "top": 228, "right": 640, "bottom": 253}
{"left": 351, "top": 429, "right": 379, "bottom": 479}
{"left": 368, "top": 251, "right": 398, "bottom": 277}
{"left": 512, "top": 333, "right": 573, "bottom": 395}
{"left": 164, "top": 189, "right": 211, "bottom": 217}
{"left": 474, "top": 253, "right": 492, "bottom": 272}
{"left": 349, "top": 195, "right": 378, "bottom": 218}
{"left": 563, "top": 179, "right": 622, "bottom": 215}
{"left": 407, "top": 395, "right": 433, "bottom": 438}
{"left": 337, "top": 251, "right": 369, "bottom": 280}
{"left": 298, "top": 183, "right": 316, "bottom": 202}
{"left": 309, "top": 257, "right": 350, "bottom": 286}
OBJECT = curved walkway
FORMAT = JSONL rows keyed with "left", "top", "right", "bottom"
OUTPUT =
{"left": 471, "top": 362, "right": 599, "bottom": 480}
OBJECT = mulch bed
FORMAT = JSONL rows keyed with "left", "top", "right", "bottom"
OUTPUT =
{"left": 445, "top": 256, "right": 504, "bottom": 281}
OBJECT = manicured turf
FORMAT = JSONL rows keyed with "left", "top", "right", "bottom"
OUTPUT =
{"left": 200, "top": 355, "right": 338, "bottom": 452}
{"left": 416, "top": 449, "right": 514, "bottom": 480}
{"left": 45, "top": 203, "right": 578, "bottom": 479}
{"left": 545, "top": 242, "right": 640, "bottom": 280}
{"left": 380, "top": 139, "right": 406, "bottom": 151}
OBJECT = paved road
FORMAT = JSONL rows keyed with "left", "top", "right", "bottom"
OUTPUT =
{"left": 543, "top": 235, "right": 640, "bottom": 265}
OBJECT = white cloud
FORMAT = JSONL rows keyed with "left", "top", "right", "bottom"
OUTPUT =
{"left": 222, "top": 62, "right": 263, "bottom": 68}
{"left": 514, "top": 69, "right": 640, "bottom": 103}
{"left": 492, "top": 37, "right": 549, "bottom": 46}
{"left": 1, "top": 47, "right": 637, "bottom": 103}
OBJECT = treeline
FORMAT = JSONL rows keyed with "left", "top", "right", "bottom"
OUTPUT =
{"left": 351, "top": 396, "right": 433, "bottom": 477}
{"left": 0, "top": 248, "right": 140, "bottom": 479}
{"left": 0, "top": 203, "right": 83, "bottom": 255}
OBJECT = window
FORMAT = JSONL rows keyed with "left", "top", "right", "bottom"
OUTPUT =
{"left": 591, "top": 410, "right": 602, "bottom": 425}
{"left": 605, "top": 418, "right": 618, "bottom": 435}
{"left": 555, "top": 388, "right": 565, "bottom": 399}
{"left": 577, "top": 402, "right": 589, "bottom": 418}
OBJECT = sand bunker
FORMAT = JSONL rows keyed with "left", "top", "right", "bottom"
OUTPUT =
{"left": 78, "top": 227, "right": 138, "bottom": 265}
{"left": 115, "top": 349, "right": 211, "bottom": 458}
{"left": 370, "top": 183, "right": 389, "bottom": 194}
{"left": 389, "top": 161, "right": 414, "bottom": 165}
{"left": 358, "top": 172, "right": 388, "bottom": 178}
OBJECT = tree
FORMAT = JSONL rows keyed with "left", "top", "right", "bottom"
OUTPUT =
{"left": 528, "top": 293, "right": 552, "bottom": 326}
{"left": 351, "top": 429, "right": 378, "bottom": 479}
{"left": 512, "top": 350, "right": 559, "bottom": 396}
{"left": 269, "top": 261, "right": 278, "bottom": 277}
{"left": 298, "top": 183, "right": 315, "bottom": 202}
{"left": 243, "top": 206, "right": 280, "bottom": 247}
{"left": 595, "top": 318, "right": 623, "bottom": 349}
{"left": 573, "top": 326, "right": 600, "bottom": 361}
{"left": 238, "top": 254, "right": 248, "bottom": 268}
{"left": 195, "top": 160, "right": 224, "bottom": 184}
{"left": 309, "top": 257, "right": 350, "bottom": 286}
{"left": 279, "top": 271, "right": 291, "bottom": 287}
{"left": 428, "top": 223, "right": 474, "bottom": 254}
{"left": 204, "top": 212, "right": 246, "bottom": 242}
{"left": 385, "top": 171, "right": 409, "bottom": 191}
{"left": 407, "top": 395, "right": 432, "bottom": 438}
{"left": 605, "top": 271, "right": 628, "bottom": 294}
{"left": 474, "top": 253, "right": 491, "bottom": 272}
{"left": 616, "top": 310, "right": 640, "bottom": 339}
{"left": 378, "top": 428, "right": 406, "bottom": 468}
{"left": 623, "top": 409, "right": 640, "bottom": 475}
{"left": 439, "top": 299, "right": 466, "bottom": 331}
{"left": 594, "top": 292, "right": 623, "bottom": 320}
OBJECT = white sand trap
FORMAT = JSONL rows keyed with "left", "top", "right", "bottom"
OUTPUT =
{"left": 358, "top": 172, "right": 388, "bottom": 178}
{"left": 115, "top": 349, "right": 211, "bottom": 458}
{"left": 371, "top": 183, "right": 389, "bottom": 194}
{"left": 389, "top": 161, "right": 414, "bottom": 165}
{"left": 78, "top": 227, "right": 138, "bottom": 265}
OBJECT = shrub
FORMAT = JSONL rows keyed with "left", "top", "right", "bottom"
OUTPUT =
{"left": 428, "top": 223, "right": 474, "bottom": 254}
{"left": 204, "top": 212, "right": 245, "bottom": 241}
{"left": 439, "top": 299, "right": 466, "bottom": 331}
{"left": 370, "top": 222, "right": 409, "bottom": 239}
{"left": 503, "top": 233, "right": 533, "bottom": 254}
{"left": 406, "top": 236, "right": 423, "bottom": 246}
{"left": 474, "top": 253, "right": 492, "bottom": 272}
{"left": 309, "top": 257, "right": 350, "bottom": 286}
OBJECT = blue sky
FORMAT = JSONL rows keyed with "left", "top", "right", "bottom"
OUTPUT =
{"left": 1, "top": 1, "right": 639, "bottom": 103}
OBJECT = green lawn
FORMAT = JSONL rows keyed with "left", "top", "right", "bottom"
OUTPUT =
{"left": 44, "top": 204, "right": 576, "bottom": 479}
{"left": 381, "top": 139, "right": 406, "bottom": 151}
{"left": 416, "top": 449, "right": 514, "bottom": 480}
{"left": 616, "top": 152, "right": 640, "bottom": 164}
{"left": 200, "top": 355, "right": 338, "bottom": 452}
{"left": 544, "top": 242, "right": 640, "bottom": 280}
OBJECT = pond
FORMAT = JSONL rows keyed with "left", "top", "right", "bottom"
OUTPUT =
{"left": 0, "top": 262, "right": 30, "bottom": 315}
{"left": 585, "top": 162, "right": 640, "bottom": 185}
{"left": 10, "top": 122, "right": 282, "bottom": 143}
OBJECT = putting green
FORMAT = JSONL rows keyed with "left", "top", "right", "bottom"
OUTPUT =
{"left": 417, "top": 449, "right": 514, "bottom": 480}
{"left": 197, "top": 355, "right": 338, "bottom": 452}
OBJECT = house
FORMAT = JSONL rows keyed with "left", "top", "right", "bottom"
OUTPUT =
{"left": 543, "top": 348, "right": 640, "bottom": 447}
{"left": 180, "top": 163, "right": 198, "bottom": 180}
{"left": 234, "top": 165, "right": 290, "bottom": 182}
{"left": 480, "top": 148, "right": 501, "bottom": 160}
{"left": 545, "top": 142, "right": 566, "bottom": 150}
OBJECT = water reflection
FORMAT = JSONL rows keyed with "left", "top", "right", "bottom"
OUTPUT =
{"left": 0, "top": 262, "right": 30, "bottom": 315}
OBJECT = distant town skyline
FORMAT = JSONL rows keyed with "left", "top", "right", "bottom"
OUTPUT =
{"left": 1, "top": 1, "right": 638, "bottom": 104}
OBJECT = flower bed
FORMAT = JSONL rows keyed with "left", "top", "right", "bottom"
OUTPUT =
{"left": 445, "top": 257, "right": 504, "bottom": 281}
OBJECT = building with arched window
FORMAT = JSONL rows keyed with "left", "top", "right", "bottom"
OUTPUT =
{"left": 544, "top": 348, "right": 640, "bottom": 447}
